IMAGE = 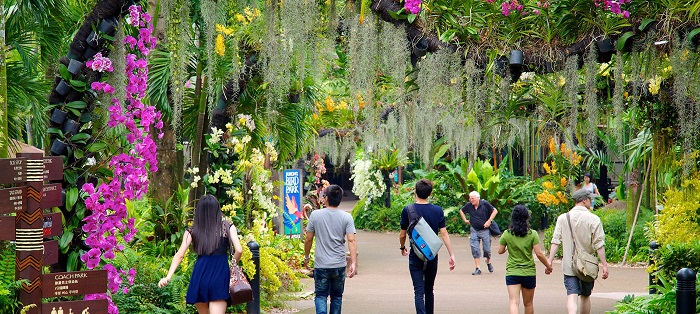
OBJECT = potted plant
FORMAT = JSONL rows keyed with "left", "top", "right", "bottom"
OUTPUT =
{"left": 98, "top": 17, "right": 118, "bottom": 35}
{"left": 62, "top": 119, "right": 81, "bottom": 136}
{"left": 67, "top": 59, "right": 84, "bottom": 75}
{"left": 49, "top": 101, "right": 88, "bottom": 126}
{"left": 86, "top": 31, "right": 103, "bottom": 48}
{"left": 84, "top": 47, "right": 100, "bottom": 60}
{"left": 50, "top": 138, "right": 68, "bottom": 155}
{"left": 56, "top": 79, "right": 73, "bottom": 96}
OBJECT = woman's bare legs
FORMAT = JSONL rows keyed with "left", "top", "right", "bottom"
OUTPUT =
{"left": 507, "top": 284, "right": 522, "bottom": 314}
{"left": 208, "top": 300, "right": 228, "bottom": 314}
{"left": 521, "top": 287, "right": 535, "bottom": 314}
{"left": 195, "top": 302, "right": 209, "bottom": 314}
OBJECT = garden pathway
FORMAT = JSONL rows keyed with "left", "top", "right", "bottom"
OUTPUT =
{"left": 284, "top": 198, "right": 649, "bottom": 313}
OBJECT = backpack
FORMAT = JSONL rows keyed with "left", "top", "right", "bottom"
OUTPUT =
{"left": 407, "top": 204, "right": 444, "bottom": 262}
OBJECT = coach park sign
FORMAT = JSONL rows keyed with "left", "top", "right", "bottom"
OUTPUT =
{"left": 0, "top": 152, "right": 107, "bottom": 314}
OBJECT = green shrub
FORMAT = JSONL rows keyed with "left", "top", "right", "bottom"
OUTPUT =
{"left": 607, "top": 272, "right": 680, "bottom": 314}
{"left": 651, "top": 241, "right": 700, "bottom": 281}
{"left": 652, "top": 177, "right": 700, "bottom": 245}
{"left": 597, "top": 207, "right": 653, "bottom": 263}
{"left": 445, "top": 206, "right": 469, "bottom": 234}
{"left": 111, "top": 247, "right": 196, "bottom": 314}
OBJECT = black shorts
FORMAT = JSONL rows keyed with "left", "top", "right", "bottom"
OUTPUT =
{"left": 506, "top": 275, "right": 537, "bottom": 289}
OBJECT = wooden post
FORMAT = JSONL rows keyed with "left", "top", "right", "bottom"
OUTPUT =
{"left": 16, "top": 153, "right": 44, "bottom": 314}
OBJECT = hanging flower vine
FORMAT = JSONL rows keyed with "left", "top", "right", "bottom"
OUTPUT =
{"left": 80, "top": 5, "right": 161, "bottom": 313}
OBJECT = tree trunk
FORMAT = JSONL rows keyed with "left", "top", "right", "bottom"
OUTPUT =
{"left": 188, "top": 57, "right": 208, "bottom": 205}
{"left": 0, "top": 9, "right": 8, "bottom": 158}
{"left": 146, "top": 0, "right": 183, "bottom": 204}
{"left": 149, "top": 122, "right": 184, "bottom": 203}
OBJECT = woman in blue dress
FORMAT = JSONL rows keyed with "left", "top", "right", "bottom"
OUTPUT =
{"left": 159, "top": 195, "right": 243, "bottom": 314}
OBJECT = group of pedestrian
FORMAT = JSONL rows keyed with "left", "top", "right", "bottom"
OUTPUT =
{"left": 398, "top": 179, "right": 608, "bottom": 314}
{"left": 158, "top": 176, "right": 608, "bottom": 314}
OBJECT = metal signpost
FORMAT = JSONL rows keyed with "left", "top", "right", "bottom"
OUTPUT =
{"left": 0, "top": 153, "right": 107, "bottom": 314}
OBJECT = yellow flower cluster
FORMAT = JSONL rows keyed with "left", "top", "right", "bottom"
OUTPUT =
{"left": 356, "top": 94, "right": 365, "bottom": 110}
{"left": 543, "top": 162, "right": 556, "bottom": 175}
{"left": 221, "top": 203, "right": 238, "bottom": 215}
{"left": 542, "top": 181, "right": 555, "bottom": 189}
{"left": 208, "top": 168, "right": 234, "bottom": 184}
{"left": 560, "top": 177, "right": 568, "bottom": 187}
{"left": 319, "top": 96, "right": 348, "bottom": 112}
{"left": 235, "top": 7, "right": 261, "bottom": 25}
{"left": 648, "top": 76, "right": 661, "bottom": 95}
{"left": 547, "top": 137, "right": 582, "bottom": 166}
{"left": 215, "top": 34, "right": 225, "bottom": 56}
{"left": 536, "top": 190, "right": 569, "bottom": 207}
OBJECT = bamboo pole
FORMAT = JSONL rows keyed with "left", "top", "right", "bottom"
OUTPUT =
{"left": 622, "top": 159, "right": 652, "bottom": 265}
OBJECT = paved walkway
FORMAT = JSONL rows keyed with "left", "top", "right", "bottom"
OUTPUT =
{"left": 286, "top": 199, "right": 649, "bottom": 313}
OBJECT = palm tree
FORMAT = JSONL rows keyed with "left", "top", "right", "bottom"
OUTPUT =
{"left": 3, "top": 0, "right": 86, "bottom": 153}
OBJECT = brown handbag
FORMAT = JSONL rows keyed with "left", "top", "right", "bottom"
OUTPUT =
{"left": 226, "top": 221, "right": 253, "bottom": 305}
{"left": 229, "top": 258, "right": 253, "bottom": 305}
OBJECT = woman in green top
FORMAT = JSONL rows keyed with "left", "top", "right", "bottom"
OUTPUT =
{"left": 498, "top": 205, "right": 553, "bottom": 314}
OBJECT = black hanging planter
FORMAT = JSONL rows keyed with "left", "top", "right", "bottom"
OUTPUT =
{"left": 56, "top": 79, "right": 73, "bottom": 96}
{"left": 84, "top": 47, "right": 99, "bottom": 60}
{"left": 67, "top": 59, "right": 84, "bottom": 76}
{"left": 596, "top": 38, "right": 615, "bottom": 63}
{"left": 288, "top": 92, "right": 301, "bottom": 103}
{"left": 50, "top": 139, "right": 68, "bottom": 156}
{"left": 86, "top": 31, "right": 103, "bottom": 48}
{"left": 50, "top": 108, "right": 68, "bottom": 125}
{"left": 412, "top": 38, "right": 429, "bottom": 58}
{"left": 62, "top": 119, "right": 81, "bottom": 136}
{"left": 98, "top": 17, "right": 118, "bottom": 35}
{"left": 509, "top": 49, "right": 523, "bottom": 67}
{"left": 494, "top": 55, "right": 509, "bottom": 78}
{"left": 66, "top": 90, "right": 84, "bottom": 102}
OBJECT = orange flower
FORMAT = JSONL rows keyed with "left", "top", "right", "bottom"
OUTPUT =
{"left": 543, "top": 181, "right": 555, "bottom": 189}
{"left": 560, "top": 177, "right": 568, "bottom": 187}
{"left": 548, "top": 137, "right": 557, "bottom": 155}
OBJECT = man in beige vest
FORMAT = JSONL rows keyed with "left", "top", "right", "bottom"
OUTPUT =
{"left": 547, "top": 189, "right": 609, "bottom": 314}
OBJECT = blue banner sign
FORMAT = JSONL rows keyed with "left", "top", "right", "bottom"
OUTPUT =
{"left": 283, "top": 169, "right": 303, "bottom": 236}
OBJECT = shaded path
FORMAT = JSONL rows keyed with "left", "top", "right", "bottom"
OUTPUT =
{"left": 286, "top": 200, "right": 649, "bottom": 313}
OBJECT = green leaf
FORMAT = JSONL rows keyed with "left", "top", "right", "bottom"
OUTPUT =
{"left": 47, "top": 127, "right": 63, "bottom": 136}
{"left": 70, "top": 133, "right": 90, "bottom": 142}
{"left": 68, "top": 108, "right": 82, "bottom": 117}
{"left": 59, "top": 64, "right": 70, "bottom": 80}
{"left": 66, "top": 187, "right": 79, "bottom": 212}
{"left": 407, "top": 14, "right": 417, "bottom": 23}
{"left": 686, "top": 28, "right": 700, "bottom": 44}
{"left": 58, "top": 231, "right": 74, "bottom": 250}
{"left": 65, "top": 101, "right": 87, "bottom": 109}
{"left": 617, "top": 31, "right": 635, "bottom": 51}
{"left": 69, "top": 79, "right": 86, "bottom": 88}
{"left": 639, "top": 19, "right": 656, "bottom": 31}
{"left": 387, "top": 9, "right": 401, "bottom": 20}
{"left": 439, "top": 29, "right": 457, "bottom": 43}
{"left": 73, "top": 148, "right": 84, "bottom": 159}
{"left": 64, "top": 169, "right": 78, "bottom": 186}
{"left": 87, "top": 142, "right": 107, "bottom": 153}
{"left": 67, "top": 251, "right": 79, "bottom": 272}
{"left": 433, "top": 144, "right": 451, "bottom": 166}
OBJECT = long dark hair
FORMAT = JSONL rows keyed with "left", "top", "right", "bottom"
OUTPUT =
{"left": 508, "top": 204, "right": 531, "bottom": 237}
{"left": 191, "top": 194, "right": 224, "bottom": 255}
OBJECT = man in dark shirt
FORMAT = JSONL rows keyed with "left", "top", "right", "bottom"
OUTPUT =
{"left": 459, "top": 191, "right": 498, "bottom": 275}
{"left": 399, "top": 179, "right": 456, "bottom": 314}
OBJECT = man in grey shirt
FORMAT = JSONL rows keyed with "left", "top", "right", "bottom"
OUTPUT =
{"left": 303, "top": 184, "right": 357, "bottom": 314}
